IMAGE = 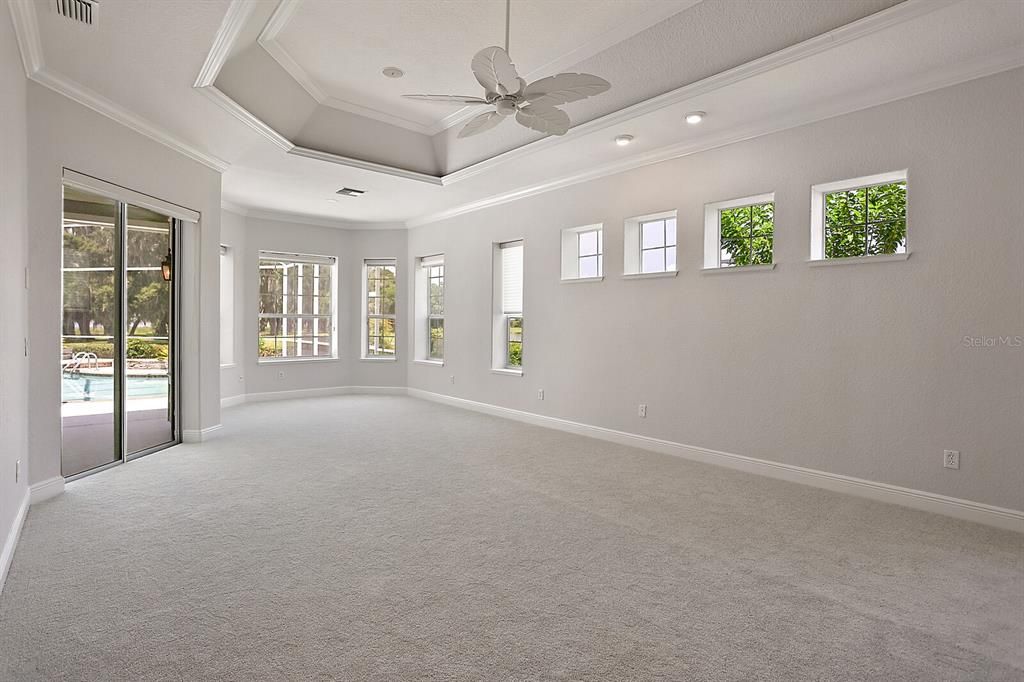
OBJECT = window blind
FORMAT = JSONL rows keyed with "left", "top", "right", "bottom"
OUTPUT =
{"left": 501, "top": 241, "right": 523, "bottom": 314}
{"left": 420, "top": 254, "right": 444, "bottom": 267}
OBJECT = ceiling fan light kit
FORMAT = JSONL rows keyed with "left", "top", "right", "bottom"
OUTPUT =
{"left": 402, "top": 0, "right": 611, "bottom": 138}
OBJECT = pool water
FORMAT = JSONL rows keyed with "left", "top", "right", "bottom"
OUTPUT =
{"left": 62, "top": 375, "right": 168, "bottom": 402}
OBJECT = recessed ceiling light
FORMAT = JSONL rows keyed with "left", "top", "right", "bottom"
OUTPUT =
{"left": 615, "top": 134, "right": 634, "bottom": 146}
{"left": 382, "top": 67, "right": 404, "bottom": 79}
{"left": 685, "top": 111, "right": 706, "bottom": 125}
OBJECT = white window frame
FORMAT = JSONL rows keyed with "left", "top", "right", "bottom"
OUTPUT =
{"left": 362, "top": 258, "right": 398, "bottom": 360}
{"left": 623, "top": 210, "right": 678, "bottom": 278}
{"left": 414, "top": 254, "right": 445, "bottom": 365}
{"left": 219, "top": 244, "right": 234, "bottom": 366}
{"left": 560, "top": 224, "right": 603, "bottom": 282}
{"left": 702, "top": 193, "right": 776, "bottom": 271}
{"left": 809, "top": 169, "right": 909, "bottom": 263}
{"left": 257, "top": 251, "right": 337, "bottom": 363}
{"left": 492, "top": 240, "right": 524, "bottom": 375}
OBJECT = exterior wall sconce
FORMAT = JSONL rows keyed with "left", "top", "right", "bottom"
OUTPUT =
{"left": 161, "top": 249, "right": 173, "bottom": 282}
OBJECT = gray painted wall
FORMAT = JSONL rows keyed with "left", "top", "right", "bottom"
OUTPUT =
{"left": 406, "top": 69, "right": 1024, "bottom": 511}
{"left": 1, "top": 0, "right": 31, "bottom": 584}
{"left": 221, "top": 213, "right": 407, "bottom": 399}
{"left": 26, "top": 84, "right": 222, "bottom": 485}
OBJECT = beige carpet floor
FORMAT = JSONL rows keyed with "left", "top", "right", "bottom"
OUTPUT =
{"left": 1, "top": 395, "right": 1021, "bottom": 680}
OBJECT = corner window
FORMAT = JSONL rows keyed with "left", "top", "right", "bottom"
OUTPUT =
{"left": 414, "top": 254, "right": 444, "bottom": 363}
{"left": 624, "top": 210, "right": 677, "bottom": 276}
{"left": 810, "top": 171, "right": 907, "bottom": 261}
{"left": 258, "top": 251, "right": 336, "bottom": 361}
{"left": 493, "top": 241, "right": 523, "bottom": 371}
{"left": 363, "top": 259, "right": 397, "bottom": 359}
{"left": 703, "top": 194, "right": 775, "bottom": 268}
{"left": 560, "top": 224, "right": 603, "bottom": 280}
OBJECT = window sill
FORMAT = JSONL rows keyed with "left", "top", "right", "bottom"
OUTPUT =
{"left": 491, "top": 368, "right": 523, "bottom": 377}
{"left": 808, "top": 252, "right": 910, "bottom": 267}
{"left": 560, "top": 276, "right": 604, "bottom": 284}
{"left": 622, "top": 270, "right": 678, "bottom": 280}
{"left": 701, "top": 263, "right": 776, "bottom": 274}
{"left": 258, "top": 357, "right": 339, "bottom": 365}
{"left": 360, "top": 356, "right": 397, "bottom": 362}
{"left": 413, "top": 359, "right": 445, "bottom": 367}
{"left": 220, "top": 363, "right": 237, "bottom": 369}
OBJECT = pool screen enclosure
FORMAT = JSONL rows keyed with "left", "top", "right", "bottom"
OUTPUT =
{"left": 60, "top": 171, "right": 186, "bottom": 478}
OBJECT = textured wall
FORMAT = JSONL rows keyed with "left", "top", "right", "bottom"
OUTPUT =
{"left": 26, "top": 84, "right": 222, "bottom": 484}
{"left": 223, "top": 213, "right": 407, "bottom": 398}
{"left": 407, "top": 69, "right": 1024, "bottom": 511}
{"left": 0, "top": 0, "right": 31, "bottom": 586}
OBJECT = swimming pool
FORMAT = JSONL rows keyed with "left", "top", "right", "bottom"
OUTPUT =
{"left": 62, "top": 375, "right": 168, "bottom": 402}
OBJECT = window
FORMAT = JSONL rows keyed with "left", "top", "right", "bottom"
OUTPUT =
{"left": 623, "top": 210, "right": 677, "bottom": 276}
{"left": 560, "top": 224, "right": 603, "bottom": 281}
{"left": 219, "top": 245, "right": 233, "bottom": 365}
{"left": 414, "top": 254, "right": 444, "bottom": 363}
{"left": 703, "top": 194, "right": 775, "bottom": 269}
{"left": 258, "top": 251, "right": 336, "bottom": 361}
{"left": 810, "top": 170, "right": 907, "bottom": 261}
{"left": 363, "top": 259, "right": 397, "bottom": 359}
{"left": 493, "top": 241, "right": 523, "bottom": 371}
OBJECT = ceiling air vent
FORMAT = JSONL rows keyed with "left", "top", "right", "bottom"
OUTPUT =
{"left": 55, "top": 0, "right": 97, "bottom": 25}
{"left": 336, "top": 188, "right": 366, "bottom": 198}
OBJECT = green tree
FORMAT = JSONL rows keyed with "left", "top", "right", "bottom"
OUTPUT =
{"left": 825, "top": 182, "right": 906, "bottom": 258}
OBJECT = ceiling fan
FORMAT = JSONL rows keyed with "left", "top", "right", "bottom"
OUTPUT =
{"left": 402, "top": 0, "right": 611, "bottom": 138}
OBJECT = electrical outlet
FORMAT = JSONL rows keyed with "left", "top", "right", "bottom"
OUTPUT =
{"left": 449, "top": 375, "right": 455, "bottom": 384}
{"left": 537, "top": 389, "right": 544, "bottom": 400}
{"left": 638, "top": 403, "right": 647, "bottom": 418}
{"left": 944, "top": 450, "right": 960, "bottom": 470}
{"left": 15, "top": 459, "right": 20, "bottom": 483}
{"left": 277, "top": 371, "right": 285, "bottom": 380}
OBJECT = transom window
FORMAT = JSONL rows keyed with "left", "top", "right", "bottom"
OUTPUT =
{"left": 364, "top": 259, "right": 397, "bottom": 358}
{"left": 560, "top": 224, "right": 603, "bottom": 281}
{"left": 258, "top": 252, "right": 336, "bottom": 361}
{"left": 578, "top": 229, "right": 603, "bottom": 278}
{"left": 824, "top": 182, "right": 906, "bottom": 258}
{"left": 719, "top": 201, "right": 774, "bottom": 267}
{"left": 810, "top": 170, "right": 908, "bottom": 261}
{"left": 640, "top": 218, "right": 677, "bottom": 273}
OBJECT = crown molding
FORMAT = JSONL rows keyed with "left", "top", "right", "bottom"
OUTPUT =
{"left": 440, "top": 0, "right": 960, "bottom": 185}
{"left": 424, "top": 0, "right": 703, "bottom": 136}
{"left": 289, "top": 146, "right": 444, "bottom": 186}
{"left": 409, "top": 45, "right": 1024, "bottom": 227}
{"left": 7, "top": 0, "right": 43, "bottom": 76}
{"left": 31, "top": 68, "right": 230, "bottom": 172}
{"left": 257, "top": 0, "right": 435, "bottom": 135}
{"left": 196, "top": 85, "right": 294, "bottom": 151}
{"left": 9, "top": 0, "right": 230, "bottom": 173}
{"left": 194, "top": 0, "right": 258, "bottom": 87}
{"left": 220, "top": 201, "right": 405, "bottom": 231}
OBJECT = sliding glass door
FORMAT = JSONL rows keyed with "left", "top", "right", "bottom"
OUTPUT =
{"left": 61, "top": 184, "right": 179, "bottom": 478}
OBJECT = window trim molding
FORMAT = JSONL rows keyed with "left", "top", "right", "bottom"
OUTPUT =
{"left": 809, "top": 169, "right": 908, "bottom": 261}
{"left": 807, "top": 252, "right": 910, "bottom": 267}
{"left": 703, "top": 192, "right": 775, "bottom": 269}
{"left": 257, "top": 250, "right": 337, "bottom": 364}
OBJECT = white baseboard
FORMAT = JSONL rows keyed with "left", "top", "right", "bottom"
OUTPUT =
{"left": 221, "top": 394, "right": 246, "bottom": 408}
{"left": 29, "top": 476, "right": 65, "bottom": 505}
{"left": 182, "top": 424, "right": 223, "bottom": 443}
{"left": 243, "top": 385, "right": 406, "bottom": 403}
{"left": 407, "top": 388, "right": 1024, "bottom": 533}
{"left": 0, "top": 487, "right": 30, "bottom": 595}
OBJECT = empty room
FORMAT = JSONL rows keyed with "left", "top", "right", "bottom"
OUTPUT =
{"left": 1, "top": 0, "right": 1022, "bottom": 679}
